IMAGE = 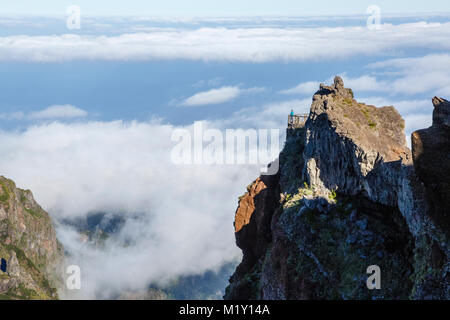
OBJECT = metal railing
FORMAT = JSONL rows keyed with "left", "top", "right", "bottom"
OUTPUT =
{"left": 288, "top": 114, "right": 308, "bottom": 128}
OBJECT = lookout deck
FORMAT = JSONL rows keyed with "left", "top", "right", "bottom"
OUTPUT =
{"left": 288, "top": 114, "right": 308, "bottom": 129}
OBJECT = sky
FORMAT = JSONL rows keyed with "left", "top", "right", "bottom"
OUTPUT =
{"left": 0, "top": 5, "right": 449, "bottom": 299}
{"left": 2, "top": 0, "right": 450, "bottom": 16}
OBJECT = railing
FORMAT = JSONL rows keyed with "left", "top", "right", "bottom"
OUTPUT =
{"left": 288, "top": 114, "right": 308, "bottom": 128}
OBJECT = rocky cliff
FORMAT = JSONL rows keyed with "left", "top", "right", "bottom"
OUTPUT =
{"left": 412, "top": 97, "right": 450, "bottom": 236}
{"left": 225, "top": 77, "right": 449, "bottom": 300}
{"left": 0, "top": 176, "right": 64, "bottom": 299}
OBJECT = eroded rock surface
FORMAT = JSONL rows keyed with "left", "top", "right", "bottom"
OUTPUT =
{"left": 0, "top": 176, "right": 64, "bottom": 299}
{"left": 412, "top": 97, "right": 450, "bottom": 235}
{"left": 225, "top": 77, "right": 449, "bottom": 300}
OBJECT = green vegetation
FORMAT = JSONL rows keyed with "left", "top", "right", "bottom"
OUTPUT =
{"left": 25, "top": 208, "right": 43, "bottom": 219}
{"left": 226, "top": 262, "right": 262, "bottom": 300}
{"left": 5, "top": 244, "right": 39, "bottom": 272}
{"left": 0, "top": 243, "right": 57, "bottom": 299}
{"left": 343, "top": 98, "right": 353, "bottom": 106}
{"left": 328, "top": 189, "right": 338, "bottom": 202}
{"left": 0, "top": 177, "right": 60, "bottom": 300}
{"left": 0, "top": 273, "right": 10, "bottom": 280}
{"left": 349, "top": 88, "right": 354, "bottom": 99}
{"left": 17, "top": 283, "right": 39, "bottom": 299}
{"left": 40, "top": 278, "right": 57, "bottom": 297}
{"left": 279, "top": 127, "right": 306, "bottom": 193}
{"left": 278, "top": 194, "right": 414, "bottom": 299}
{"left": 283, "top": 182, "right": 316, "bottom": 210}
{"left": 360, "top": 106, "right": 378, "bottom": 129}
{"left": 0, "top": 180, "right": 10, "bottom": 204}
{"left": 361, "top": 107, "right": 370, "bottom": 119}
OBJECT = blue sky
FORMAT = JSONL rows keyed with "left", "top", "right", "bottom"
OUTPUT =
{"left": 2, "top": 0, "right": 450, "bottom": 16}
{"left": 1, "top": 15, "right": 449, "bottom": 131}
{"left": 0, "top": 11, "right": 450, "bottom": 298}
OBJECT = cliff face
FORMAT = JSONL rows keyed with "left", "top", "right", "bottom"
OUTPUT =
{"left": 225, "top": 77, "right": 449, "bottom": 300}
{"left": 412, "top": 97, "right": 450, "bottom": 235}
{"left": 0, "top": 176, "right": 64, "bottom": 299}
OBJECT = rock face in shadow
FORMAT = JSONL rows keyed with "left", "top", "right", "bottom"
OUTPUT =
{"left": 225, "top": 174, "right": 280, "bottom": 300}
{"left": 225, "top": 77, "right": 449, "bottom": 300}
{"left": 412, "top": 97, "right": 450, "bottom": 235}
{"left": 0, "top": 176, "right": 64, "bottom": 299}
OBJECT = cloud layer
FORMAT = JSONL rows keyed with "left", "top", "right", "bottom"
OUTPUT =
{"left": 29, "top": 105, "right": 87, "bottom": 119}
{"left": 180, "top": 86, "right": 241, "bottom": 106}
{"left": 1, "top": 105, "right": 87, "bottom": 121}
{"left": 0, "top": 91, "right": 436, "bottom": 298}
{"left": 283, "top": 55, "right": 450, "bottom": 98}
{"left": 1, "top": 22, "right": 450, "bottom": 62}
{"left": 0, "top": 119, "right": 266, "bottom": 298}
{"left": 180, "top": 86, "right": 265, "bottom": 106}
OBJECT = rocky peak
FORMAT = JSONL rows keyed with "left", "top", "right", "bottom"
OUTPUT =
{"left": 311, "top": 77, "right": 408, "bottom": 163}
{"left": 432, "top": 96, "right": 450, "bottom": 127}
{"left": 0, "top": 176, "right": 64, "bottom": 299}
{"left": 226, "top": 78, "right": 449, "bottom": 300}
{"left": 412, "top": 97, "right": 450, "bottom": 234}
{"left": 305, "top": 78, "right": 412, "bottom": 208}
{"left": 316, "top": 76, "right": 354, "bottom": 99}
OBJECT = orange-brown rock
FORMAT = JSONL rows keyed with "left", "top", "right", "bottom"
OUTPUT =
{"left": 225, "top": 77, "right": 449, "bottom": 301}
{"left": 234, "top": 178, "right": 268, "bottom": 233}
{"left": 412, "top": 97, "right": 450, "bottom": 234}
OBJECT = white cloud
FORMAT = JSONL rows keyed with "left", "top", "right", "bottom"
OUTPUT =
{"left": 278, "top": 74, "right": 436, "bottom": 148}
{"left": 0, "top": 119, "right": 262, "bottom": 298}
{"left": 181, "top": 86, "right": 241, "bottom": 106}
{"left": 341, "top": 75, "right": 389, "bottom": 92}
{"left": 218, "top": 98, "right": 311, "bottom": 131}
{"left": 367, "top": 54, "right": 450, "bottom": 96}
{"left": 279, "top": 75, "right": 389, "bottom": 96}
{"left": 353, "top": 96, "right": 434, "bottom": 147}
{"left": 357, "top": 97, "right": 432, "bottom": 115}
{"left": 192, "top": 77, "right": 222, "bottom": 88}
{"left": 0, "top": 91, "right": 437, "bottom": 299}
{"left": 2, "top": 22, "right": 450, "bottom": 62}
{"left": 280, "top": 81, "right": 319, "bottom": 95}
{"left": 0, "top": 111, "right": 24, "bottom": 120}
{"left": 0, "top": 105, "right": 87, "bottom": 121}
{"left": 279, "top": 56, "right": 450, "bottom": 101}
{"left": 29, "top": 105, "right": 88, "bottom": 120}
{"left": 180, "top": 86, "right": 264, "bottom": 106}
{"left": 403, "top": 113, "right": 433, "bottom": 147}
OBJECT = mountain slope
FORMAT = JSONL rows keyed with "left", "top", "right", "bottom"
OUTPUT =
{"left": 225, "top": 77, "right": 449, "bottom": 300}
{"left": 0, "top": 176, "right": 64, "bottom": 299}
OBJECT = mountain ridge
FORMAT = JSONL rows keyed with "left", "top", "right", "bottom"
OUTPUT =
{"left": 0, "top": 176, "right": 64, "bottom": 299}
{"left": 225, "top": 77, "right": 449, "bottom": 300}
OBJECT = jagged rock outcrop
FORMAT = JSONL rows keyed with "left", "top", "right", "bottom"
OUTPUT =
{"left": 412, "top": 97, "right": 450, "bottom": 235}
{"left": 226, "top": 175, "right": 279, "bottom": 300}
{"left": 225, "top": 77, "right": 449, "bottom": 300}
{"left": 0, "top": 176, "right": 64, "bottom": 299}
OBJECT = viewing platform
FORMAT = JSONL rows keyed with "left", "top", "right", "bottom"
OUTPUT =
{"left": 288, "top": 114, "right": 308, "bottom": 129}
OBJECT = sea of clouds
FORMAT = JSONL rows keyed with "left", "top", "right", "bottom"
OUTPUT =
{"left": 0, "top": 15, "right": 448, "bottom": 298}
{"left": 1, "top": 22, "right": 450, "bottom": 63}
